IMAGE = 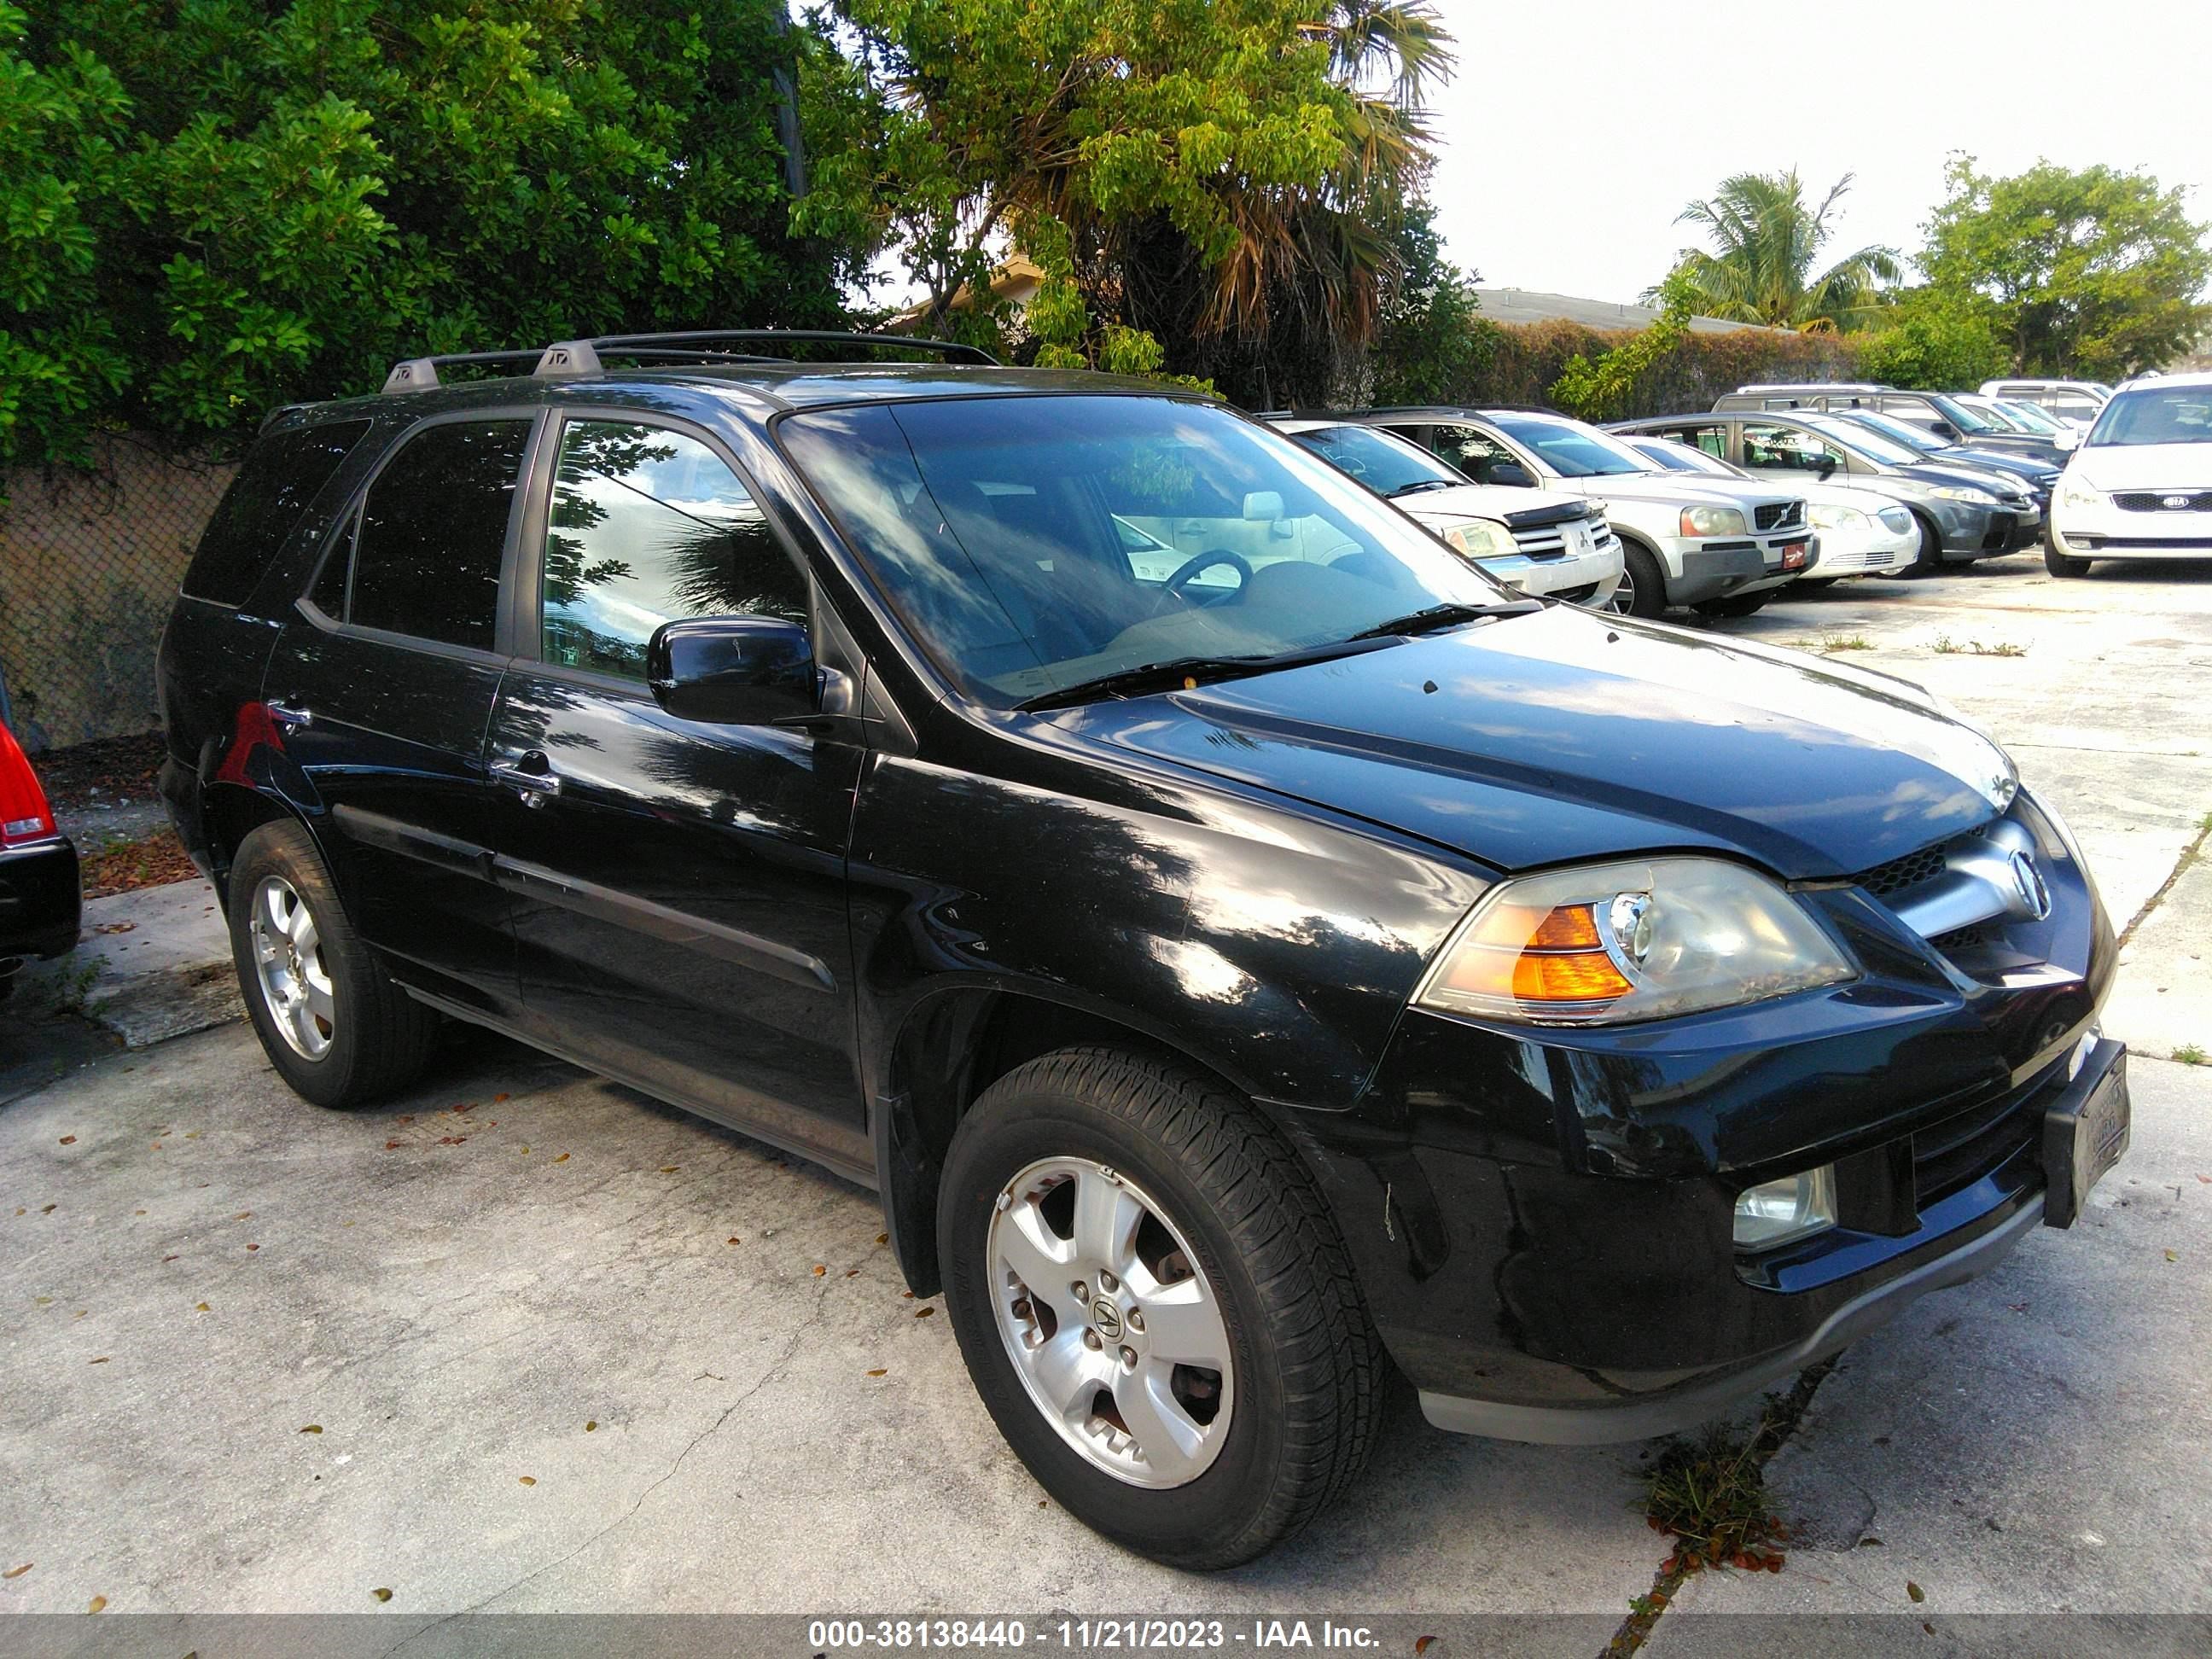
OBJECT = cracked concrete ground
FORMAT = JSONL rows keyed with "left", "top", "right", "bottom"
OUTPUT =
{"left": 1, "top": 558, "right": 2209, "bottom": 1634}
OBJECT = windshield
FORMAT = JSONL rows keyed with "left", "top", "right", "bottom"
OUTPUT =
{"left": 1800, "top": 413, "right": 1918, "bottom": 467}
{"left": 1930, "top": 394, "right": 1994, "bottom": 434}
{"left": 1993, "top": 399, "right": 2064, "bottom": 435}
{"left": 1627, "top": 438, "right": 1742, "bottom": 478}
{"left": 2086, "top": 386, "right": 2212, "bottom": 447}
{"left": 779, "top": 395, "right": 1507, "bottom": 708}
{"left": 1286, "top": 423, "right": 1466, "bottom": 498}
{"left": 1490, "top": 415, "right": 1651, "bottom": 477}
{"left": 1833, "top": 410, "right": 1943, "bottom": 455}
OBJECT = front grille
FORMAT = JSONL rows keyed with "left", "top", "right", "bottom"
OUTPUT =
{"left": 2115, "top": 491, "right": 2211, "bottom": 513}
{"left": 1912, "top": 1086, "right": 2041, "bottom": 1205}
{"left": 1854, "top": 843, "right": 1948, "bottom": 898}
{"left": 1510, "top": 515, "right": 1605, "bottom": 561}
{"left": 1755, "top": 501, "right": 1805, "bottom": 531}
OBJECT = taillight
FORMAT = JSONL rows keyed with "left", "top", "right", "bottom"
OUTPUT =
{"left": 0, "top": 724, "right": 56, "bottom": 847}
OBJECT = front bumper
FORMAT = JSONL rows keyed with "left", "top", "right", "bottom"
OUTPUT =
{"left": 1811, "top": 516, "right": 1918, "bottom": 575}
{"left": 2052, "top": 498, "right": 2212, "bottom": 560}
{"left": 1669, "top": 532, "right": 1815, "bottom": 605}
{"left": 1295, "top": 789, "right": 2115, "bottom": 1442}
{"left": 1480, "top": 543, "right": 1624, "bottom": 604}
{"left": 0, "top": 835, "right": 82, "bottom": 964}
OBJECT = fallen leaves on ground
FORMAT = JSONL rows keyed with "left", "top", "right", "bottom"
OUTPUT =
{"left": 659, "top": 1166, "right": 679, "bottom": 1173}
{"left": 865, "top": 1368, "right": 887, "bottom": 1377}
{"left": 518, "top": 1476, "right": 536, "bottom": 1486}
{"left": 585, "top": 1421, "right": 597, "bottom": 1432}
{"left": 915, "top": 1306, "right": 935, "bottom": 1318}
{"left": 1, "top": 1564, "right": 28, "bottom": 1580}
{"left": 372, "top": 1587, "right": 393, "bottom": 1603}
{"left": 554, "top": 1153, "right": 570, "bottom": 1163}
{"left": 2168, "top": 1249, "right": 2180, "bottom": 1262}
{"left": 88, "top": 1596, "right": 107, "bottom": 1614}
{"left": 1906, "top": 1581, "right": 1925, "bottom": 1604}
{"left": 79, "top": 830, "right": 196, "bottom": 899}
{"left": 88, "top": 1357, "right": 108, "bottom": 1365}
{"left": 876, "top": 1232, "right": 888, "bottom": 1245}
{"left": 194, "top": 1302, "right": 210, "bottom": 1313}
{"left": 812, "top": 1265, "right": 825, "bottom": 1277}
{"left": 58, "top": 1136, "right": 75, "bottom": 1145}
{"left": 300, "top": 1425, "right": 322, "bottom": 1435}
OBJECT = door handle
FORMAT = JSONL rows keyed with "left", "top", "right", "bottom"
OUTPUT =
{"left": 490, "top": 754, "right": 562, "bottom": 806}
{"left": 266, "top": 701, "right": 313, "bottom": 731}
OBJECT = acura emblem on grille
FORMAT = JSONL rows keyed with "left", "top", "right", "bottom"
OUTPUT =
{"left": 2009, "top": 849, "right": 2052, "bottom": 922}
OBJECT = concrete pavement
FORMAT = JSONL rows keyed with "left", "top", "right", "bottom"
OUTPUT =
{"left": 1, "top": 556, "right": 2209, "bottom": 1638}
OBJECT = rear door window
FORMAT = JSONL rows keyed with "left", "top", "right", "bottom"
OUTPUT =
{"left": 333, "top": 419, "right": 532, "bottom": 650}
{"left": 183, "top": 421, "right": 373, "bottom": 605}
{"left": 538, "top": 419, "right": 808, "bottom": 679}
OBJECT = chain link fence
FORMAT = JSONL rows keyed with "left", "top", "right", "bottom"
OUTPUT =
{"left": 0, "top": 437, "right": 235, "bottom": 753}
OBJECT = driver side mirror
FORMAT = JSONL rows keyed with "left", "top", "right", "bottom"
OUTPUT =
{"left": 647, "top": 615, "right": 817, "bottom": 725}
{"left": 2053, "top": 428, "right": 2082, "bottom": 453}
{"left": 1815, "top": 457, "right": 1837, "bottom": 480}
{"left": 1489, "top": 462, "right": 1534, "bottom": 489}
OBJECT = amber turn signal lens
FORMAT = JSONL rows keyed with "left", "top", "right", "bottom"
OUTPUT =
{"left": 1510, "top": 950, "right": 1633, "bottom": 1003}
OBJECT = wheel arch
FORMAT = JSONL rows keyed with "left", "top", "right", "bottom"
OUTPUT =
{"left": 874, "top": 983, "right": 1281, "bottom": 1299}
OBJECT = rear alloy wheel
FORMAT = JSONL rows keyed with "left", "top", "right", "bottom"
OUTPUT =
{"left": 940, "top": 1045, "right": 1383, "bottom": 1569}
{"left": 1610, "top": 541, "right": 1666, "bottom": 618}
{"left": 227, "top": 819, "right": 440, "bottom": 1109}
{"left": 2045, "top": 544, "right": 2093, "bottom": 578}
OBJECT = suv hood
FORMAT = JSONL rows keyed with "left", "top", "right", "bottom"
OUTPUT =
{"left": 1390, "top": 482, "right": 1592, "bottom": 527}
{"left": 1069, "top": 606, "right": 2013, "bottom": 879}
{"left": 1549, "top": 470, "right": 1797, "bottom": 511}
{"left": 2069, "top": 442, "right": 2212, "bottom": 491}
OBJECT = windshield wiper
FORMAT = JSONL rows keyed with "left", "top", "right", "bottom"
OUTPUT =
{"left": 1386, "top": 478, "right": 1459, "bottom": 498}
{"left": 1346, "top": 598, "right": 1541, "bottom": 641}
{"left": 1014, "top": 637, "right": 1396, "bottom": 713}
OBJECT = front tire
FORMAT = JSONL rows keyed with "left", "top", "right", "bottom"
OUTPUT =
{"left": 939, "top": 1046, "right": 1383, "bottom": 1569}
{"left": 1610, "top": 540, "right": 1667, "bottom": 618}
{"left": 2046, "top": 544, "right": 2093, "bottom": 578}
{"left": 227, "top": 819, "right": 439, "bottom": 1109}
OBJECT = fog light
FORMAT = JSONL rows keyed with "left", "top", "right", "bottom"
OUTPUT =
{"left": 1733, "top": 1166, "right": 1837, "bottom": 1251}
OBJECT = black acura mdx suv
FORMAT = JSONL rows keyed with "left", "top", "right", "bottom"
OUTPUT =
{"left": 158, "top": 333, "right": 2128, "bottom": 1569}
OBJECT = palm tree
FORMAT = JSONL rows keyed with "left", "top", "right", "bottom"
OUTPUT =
{"left": 1652, "top": 171, "right": 1901, "bottom": 332}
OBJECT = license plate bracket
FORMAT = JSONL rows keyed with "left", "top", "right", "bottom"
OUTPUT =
{"left": 2042, "top": 1038, "right": 2129, "bottom": 1229}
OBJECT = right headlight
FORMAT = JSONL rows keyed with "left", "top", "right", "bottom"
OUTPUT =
{"left": 1678, "top": 505, "right": 1749, "bottom": 537}
{"left": 1442, "top": 519, "right": 1513, "bottom": 562}
{"left": 1413, "top": 857, "right": 1856, "bottom": 1026}
{"left": 2058, "top": 481, "right": 2105, "bottom": 509}
{"left": 1807, "top": 503, "right": 1868, "bottom": 532}
{"left": 1932, "top": 486, "right": 2000, "bottom": 505}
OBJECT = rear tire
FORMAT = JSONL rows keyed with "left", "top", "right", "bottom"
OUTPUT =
{"left": 227, "top": 819, "right": 439, "bottom": 1109}
{"left": 1610, "top": 540, "right": 1667, "bottom": 618}
{"left": 2045, "top": 544, "right": 2093, "bottom": 578}
{"left": 939, "top": 1045, "right": 1384, "bottom": 1569}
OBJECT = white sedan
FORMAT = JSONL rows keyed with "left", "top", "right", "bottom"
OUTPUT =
{"left": 2046, "top": 375, "right": 2212, "bottom": 576}
{"left": 1617, "top": 434, "right": 1919, "bottom": 581}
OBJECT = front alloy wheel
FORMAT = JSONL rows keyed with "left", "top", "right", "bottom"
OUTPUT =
{"left": 249, "top": 875, "right": 335, "bottom": 1059}
{"left": 988, "top": 1156, "right": 1232, "bottom": 1487}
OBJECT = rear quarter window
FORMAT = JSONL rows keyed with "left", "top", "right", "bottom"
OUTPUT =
{"left": 181, "top": 421, "right": 373, "bottom": 605}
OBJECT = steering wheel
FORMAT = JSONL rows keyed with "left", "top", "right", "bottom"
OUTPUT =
{"left": 1164, "top": 549, "right": 1252, "bottom": 602}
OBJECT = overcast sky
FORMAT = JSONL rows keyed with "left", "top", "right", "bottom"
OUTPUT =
{"left": 1422, "top": 0, "right": 2212, "bottom": 305}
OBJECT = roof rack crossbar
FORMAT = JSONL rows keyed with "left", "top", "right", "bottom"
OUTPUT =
{"left": 381, "top": 350, "right": 544, "bottom": 394}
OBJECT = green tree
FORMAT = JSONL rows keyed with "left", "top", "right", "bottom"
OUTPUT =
{"left": 1652, "top": 169, "right": 1900, "bottom": 332}
{"left": 804, "top": 0, "right": 1452, "bottom": 404}
{"left": 1551, "top": 271, "right": 1695, "bottom": 420}
{"left": 1918, "top": 156, "right": 2212, "bottom": 377}
{"left": 3, "top": 0, "right": 852, "bottom": 464}
{"left": 1367, "top": 205, "right": 1493, "bottom": 405}
{"left": 1854, "top": 288, "right": 2009, "bottom": 390}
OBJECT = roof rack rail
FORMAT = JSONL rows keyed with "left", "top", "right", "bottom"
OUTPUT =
{"left": 379, "top": 329, "right": 998, "bottom": 396}
{"left": 573, "top": 329, "right": 999, "bottom": 369}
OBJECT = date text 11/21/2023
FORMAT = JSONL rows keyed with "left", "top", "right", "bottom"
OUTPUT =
{"left": 807, "top": 1618, "right": 1384, "bottom": 1650}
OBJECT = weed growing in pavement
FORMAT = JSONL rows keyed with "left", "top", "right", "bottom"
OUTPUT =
{"left": 1934, "top": 634, "right": 1959, "bottom": 654}
{"left": 1816, "top": 633, "right": 1873, "bottom": 654}
{"left": 1971, "top": 640, "right": 2027, "bottom": 657}
{"left": 2174, "top": 1044, "right": 2208, "bottom": 1067}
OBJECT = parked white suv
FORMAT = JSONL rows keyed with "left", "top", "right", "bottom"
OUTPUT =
{"left": 2046, "top": 374, "right": 2212, "bottom": 576}
{"left": 1267, "top": 420, "right": 1622, "bottom": 606}
{"left": 1352, "top": 406, "right": 1814, "bottom": 618}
